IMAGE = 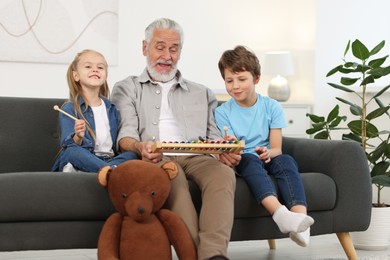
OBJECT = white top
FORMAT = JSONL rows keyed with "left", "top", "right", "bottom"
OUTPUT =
{"left": 158, "top": 79, "right": 194, "bottom": 156}
{"left": 91, "top": 100, "right": 114, "bottom": 157}
{"left": 158, "top": 78, "right": 185, "bottom": 142}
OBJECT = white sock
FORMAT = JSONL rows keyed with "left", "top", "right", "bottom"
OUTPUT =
{"left": 290, "top": 228, "right": 311, "bottom": 247}
{"left": 272, "top": 205, "right": 314, "bottom": 233}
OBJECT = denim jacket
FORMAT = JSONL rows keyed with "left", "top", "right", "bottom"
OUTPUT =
{"left": 52, "top": 96, "right": 120, "bottom": 170}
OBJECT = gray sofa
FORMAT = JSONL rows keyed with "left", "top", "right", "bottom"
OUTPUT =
{"left": 0, "top": 96, "right": 372, "bottom": 259}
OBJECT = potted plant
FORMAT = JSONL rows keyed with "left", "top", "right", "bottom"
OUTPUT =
{"left": 306, "top": 39, "right": 390, "bottom": 250}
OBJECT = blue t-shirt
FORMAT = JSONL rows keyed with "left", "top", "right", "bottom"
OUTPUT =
{"left": 215, "top": 94, "right": 287, "bottom": 155}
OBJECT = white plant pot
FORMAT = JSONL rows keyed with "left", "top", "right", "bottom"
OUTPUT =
{"left": 351, "top": 206, "right": 390, "bottom": 250}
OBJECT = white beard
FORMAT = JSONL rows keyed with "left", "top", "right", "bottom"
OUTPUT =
{"left": 146, "top": 58, "right": 178, "bottom": 82}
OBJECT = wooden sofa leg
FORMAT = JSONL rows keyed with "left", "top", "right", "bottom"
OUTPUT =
{"left": 267, "top": 239, "right": 276, "bottom": 249}
{"left": 336, "top": 232, "right": 357, "bottom": 260}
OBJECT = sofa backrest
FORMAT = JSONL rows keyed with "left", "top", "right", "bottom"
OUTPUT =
{"left": 0, "top": 98, "right": 224, "bottom": 173}
{"left": 0, "top": 97, "right": 66, "bottom": 173}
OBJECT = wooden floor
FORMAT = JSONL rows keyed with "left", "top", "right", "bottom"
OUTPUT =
{"left": 0, "top": 234, "right": 389, "bottom": 260}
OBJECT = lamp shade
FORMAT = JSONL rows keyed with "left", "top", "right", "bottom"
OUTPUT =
{"left": 263, "top": 51, "right": 294, "bottom": 76}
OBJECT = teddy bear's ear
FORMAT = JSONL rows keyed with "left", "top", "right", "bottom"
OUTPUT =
{"left": 161, "top": 161, "right": 178, "bottom": 180}
{"left": 97, "top": 166, "right": 112, "bottom": 187}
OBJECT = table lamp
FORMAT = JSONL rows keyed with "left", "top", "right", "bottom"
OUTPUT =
{"left": 263, "top": 51, "right": 294, "bottom": 102}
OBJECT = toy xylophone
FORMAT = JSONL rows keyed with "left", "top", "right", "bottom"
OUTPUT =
{"left": 151, "top": 140, "right": 245, "bottom": 154}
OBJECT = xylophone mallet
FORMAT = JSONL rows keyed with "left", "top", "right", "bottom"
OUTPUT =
{"left": 53, "top": 105, "right": 78, "bottom": 121}
{"left": 223, "top": 126, "right": 228, "bottom": 139}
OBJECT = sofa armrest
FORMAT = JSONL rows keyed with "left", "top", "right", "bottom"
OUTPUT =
{"left": 282, "top": 137, "right": 372, "bottom": 231}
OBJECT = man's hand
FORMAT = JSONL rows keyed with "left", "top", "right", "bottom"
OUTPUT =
{"left": 219, "top": 152, "right": 241, "bottom": 168}
{"left": 217, "top": 134, "right": 241, "bottom": 167}
{"left": 141, "top": 141, "right": 163, "bottom": 163}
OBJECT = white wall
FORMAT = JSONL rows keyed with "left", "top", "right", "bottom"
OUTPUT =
{"left": 0, "top": 0, "right": 316, "bottom": 102}
{"left": 315, "top": 0, "right": 390, "bottom": 116}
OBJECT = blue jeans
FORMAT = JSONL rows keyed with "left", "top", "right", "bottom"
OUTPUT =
{"left": 56, "top": 145, "right": 139, "bottom": 172}
{"left": 236, "top": 153, "right": 307, "bottom": 209}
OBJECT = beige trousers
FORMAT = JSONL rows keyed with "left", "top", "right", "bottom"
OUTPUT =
{"left": 163, "top": 155, "right": 236, "bottom": 260}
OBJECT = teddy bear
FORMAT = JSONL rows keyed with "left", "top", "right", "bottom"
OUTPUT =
{"left": 97, "top": 160, "right": 197, "bottom": 260}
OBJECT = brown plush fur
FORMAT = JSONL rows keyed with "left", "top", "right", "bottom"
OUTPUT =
{"left": 97, "top": 160, "right": 197, "bottom": 260}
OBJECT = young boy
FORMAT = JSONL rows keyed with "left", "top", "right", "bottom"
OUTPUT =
{"left": 215, "top": 45, "right": 314, "bottom": 247}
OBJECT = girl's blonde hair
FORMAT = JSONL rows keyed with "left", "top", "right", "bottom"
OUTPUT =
{"left": 66, "top": 49, "right": 110, "bottom": 140}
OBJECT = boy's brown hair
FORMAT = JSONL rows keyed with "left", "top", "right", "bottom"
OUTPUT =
{"left": 218, "top": 45, "right": 261, "bottom": 80}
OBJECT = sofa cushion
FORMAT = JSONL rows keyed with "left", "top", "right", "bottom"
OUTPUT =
{"left": 0, "top": 170, "right": 335, "bottom": 223}
{"left": 190, "top": 171, "right": 336, "bottom": 219}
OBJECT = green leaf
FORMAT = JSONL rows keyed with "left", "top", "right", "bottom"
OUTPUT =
{"left": 342, "top": 133, "right": 362, "bottom": 143}
{"left": 373, "top": 84, "right": 390, "bottom": 99}
{"left": 368, "top": 55, "right": 388, "bottom": 68}
{"left": 347, "top": 120, "right": 362, "bottom": 136}
{"left": 368, "top": 66, "right": 390, "bottom": 78}
{"left": 375, "top": 97, "right": 385, "bottom": 108}
{"left": 311, "top": 122, "right": 327, "bottom": 129}
{"left": 339, "top": 67, "right": 356, "bottom": 74}
{"left": 336, "top": 97, "right": 356, "bottom": 107}
{"left": 348, "top": 120, "right": 378, "bottom": 138}
{"left": 328, "top": 82, "right": 355, "bottom": 93}
{"left": 326, "top": 65, "right": 342, "bottom": 77}
{"left": 329, "top": 116, "right": 347, "bottom": 128}
{"left": 372, "top": 175, "right": 390, "bottom": 188}
{"left": 326, "top": 105, "right": 339, "bottom": 122}
{"left": 361, "top": 75, "right": 375, "bottom": 85}
{"left": 366, "top": 106, "right": 390, "bottom": 120}
{"left": 371, "top": 161, "right": 390, "bottom": 176}
{"left": 369, "top": 141, "right": 388, "bottom": 162}
{"left": 349, "top": 104, "right": 362, "bottom": 116}
{"left": 382, "top": 66, "right": 390, "bottom": 77}
{"left": 386, "top": 143, "right": 390, "bottom": 159}
{"left": 355, "top": 64, "right": 371, "bottom": 73}
{"left": 367, "top": 124, "right": 380, "bottom": 139}
{"left": 370, "top": 40, "right": 385, "bottom": 56}
{"left": 366, "top": 121, "right": 380, "bottom": 138}
{"left": 314, "top": 130, "right": 330, "bottom": 139}
{"left": 306, "top": 113, "right": 325, "bottom": 123}
{"left": 306, "top": 121, "right": 327, "bottom": 132}
{"left": 344, "top": 40, "right": 351, "bottom": 57}
{"left": 341, "top": 77, "right": 360, "bottom": 86}
{"left": 344, "top": 62, "right": 356, "bottom": 68}
{"left": 306, "top": 127, "right": 321, "bottom": 135}
{"left": 352, "top": 39, "right": 370, "bottom": 60}
{"left": 306, "top": 128, "right": 315, "bottom": 134}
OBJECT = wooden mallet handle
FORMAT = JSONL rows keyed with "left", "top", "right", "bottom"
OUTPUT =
{"left": 223, "top": 126, "right": 228, "bottom": 139}
{"left": 53, "top": 105, "right": 78, "bottom": 121}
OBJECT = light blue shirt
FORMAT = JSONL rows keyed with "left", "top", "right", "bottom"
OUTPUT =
{"left": 215, "top": 94, "right": 287, "bottom": 155}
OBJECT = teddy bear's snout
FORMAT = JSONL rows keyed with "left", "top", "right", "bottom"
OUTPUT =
{"left": 137, "top": 207, "right": 145, "bottom": 214}
{"left": 125, "top": 192, "right": 154, "bottom": 222}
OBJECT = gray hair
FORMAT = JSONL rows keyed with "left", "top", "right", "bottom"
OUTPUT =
{"left": 144, "top": 18, "right": 184, "bottom": 48}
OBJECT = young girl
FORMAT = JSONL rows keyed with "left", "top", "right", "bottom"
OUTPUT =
{"left": 52, "top": 49, "right": 138, "bottom": 172}
{"left": 215, "top": 46, "right": 314, "bottom": 247}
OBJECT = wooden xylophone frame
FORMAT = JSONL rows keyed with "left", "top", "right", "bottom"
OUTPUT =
{"left": 151, "top": 140, "right": 245, "bottom": 154}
